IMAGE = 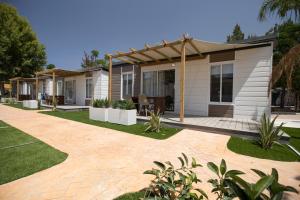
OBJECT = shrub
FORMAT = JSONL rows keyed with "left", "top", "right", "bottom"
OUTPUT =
{"left": 111, "top": 100, "right": 136, "bottom": 110}
{"left": 258, "top": 113, "right": 284, "bottom": 150}
{"left": 144, "top": 109, "right": 162, "bottom": 133}
{"left": 207, "top": 159, "right": 244, "bottom": 199}
{"left": 93, "top": 98, "right": 110, "bottom": 108}
{"left": 143, "top": 153, "right": 207, "bottom": 200}
{"left": 142, "top": 154, "right": 298, "bottom": 200}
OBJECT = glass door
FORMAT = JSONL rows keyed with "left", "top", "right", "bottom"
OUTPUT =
{"left": 65, "top": 80, "right": 76, "bottom": 104}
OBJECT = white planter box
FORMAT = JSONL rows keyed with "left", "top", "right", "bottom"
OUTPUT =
{"left": 108, "top": 108, "right": 137, "bottom": 125}
{"left": 89, "top": 107, "right": 108, "bottom": 121}
{"left": 23, "top": 100, "right": 38, "bottom": 109}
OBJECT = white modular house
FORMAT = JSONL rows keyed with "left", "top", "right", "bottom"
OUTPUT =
{"left": 36, "top": 67, "right": 108, "bottom": 106}
{"left": 110, "top": 37, "right": 274, "bottom": 121}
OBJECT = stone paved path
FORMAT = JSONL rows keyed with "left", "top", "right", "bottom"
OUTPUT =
{"left": 0, "top": 104, "right": 299, "bottom": 200}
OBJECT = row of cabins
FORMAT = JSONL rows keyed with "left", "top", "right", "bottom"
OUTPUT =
{"left": 8, "top": 36, "right": 274, "bottom": 121}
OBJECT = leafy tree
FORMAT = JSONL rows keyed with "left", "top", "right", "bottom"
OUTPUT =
{"left": 81, "top": 50, "right": 108, "bottom": 69}
{"left": 226, "top": 24, "right": 245, "bottom": 42}
{"left": 0, "top": 3, "right": 46, "bottom": 82}
{"left": 46, "top": 64, "right": 56, "bottom": 69}
{"left": 258, "top": 0, "right": 300, "bottom": 22}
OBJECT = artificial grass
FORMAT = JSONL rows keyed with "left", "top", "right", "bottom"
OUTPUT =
{"left": 282, "top": 127, "right": 300, "bottom": 152}
{"left": 40, "top": 110, "right": 181, "bottom": 140}
{"left": 227, "top": 136, "right": 299, "bottom": 162}
{"left": 3, "top": 102, "right": 41, "bottom": 110}
{"left": 114, "top": 191, "right": 146, "bottom": 200}
{"left": 0, "top": 121, "right": 68, "bottom": 184}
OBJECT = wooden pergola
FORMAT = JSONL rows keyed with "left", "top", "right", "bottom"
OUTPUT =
{"left": 35, "top": 68, "right": 83, "bottom": 104}
{"left": 107, "top": 35, "right": 263, "bottom": 122}
{"left": 9, "top": 77, "right": 36, "bottom": 101}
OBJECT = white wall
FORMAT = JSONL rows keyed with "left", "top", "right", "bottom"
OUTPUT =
{"left": 93, "top": 70, "right": 108, "bottom": 100}
{"left": 233, "top": 46, "right": 273, "bottom": 120}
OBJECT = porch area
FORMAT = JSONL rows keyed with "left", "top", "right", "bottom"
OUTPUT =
{"left": 137, "top": 113, "right": 290, "bottom": 142}
{"left": 41, "top": 104, "right": 89, "bottom": 111}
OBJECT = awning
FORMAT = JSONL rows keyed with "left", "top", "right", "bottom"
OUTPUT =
{"left": 109, "top": 36, "right": 271, "bottom": 66}
{"left": 36, "top": 68, "right": 84, "bottom": 77}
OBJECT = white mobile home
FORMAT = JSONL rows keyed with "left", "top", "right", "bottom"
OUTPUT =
{"left": 36, "top": 67, "right": 108, "bottom": 106}
{"left": 109, "top": 36, "right": 273, "bottom": 121}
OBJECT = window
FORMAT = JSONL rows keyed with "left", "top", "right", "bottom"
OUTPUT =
{"left": 122, "top": 73, "right": 133, "bottom": 99}
{"left": 86, "top": 78, "right": 93, "bottom": 98}
{"left": 143, "top": 71, "right": 157, "bottom": 96}
{"left": 210, "top": 64, "right": 233, "bottom": 103}
{"left": 57, "top": 80, "right": 63, "bottom": 96}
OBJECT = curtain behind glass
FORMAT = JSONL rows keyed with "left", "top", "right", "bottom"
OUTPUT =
{"left": 143, "top": 71, "right": 157, "bottom": 96}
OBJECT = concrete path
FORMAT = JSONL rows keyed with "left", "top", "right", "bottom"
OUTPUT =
{"left": 0, "top": 104, "right": 299, "bottom": 200}
{"left": 272, "top": 114, "right": 300, "bottom": 128}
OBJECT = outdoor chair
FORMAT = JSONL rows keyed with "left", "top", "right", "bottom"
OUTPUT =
{"left": 138, "top": 94, "right": 151, "bottom": 116}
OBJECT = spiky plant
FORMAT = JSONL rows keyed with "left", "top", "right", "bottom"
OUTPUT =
{"left": 258, "top": 113, "right": 284, "bottom": 150}
{"left": 144, "top": 109, "right": 162, "bottom": 133}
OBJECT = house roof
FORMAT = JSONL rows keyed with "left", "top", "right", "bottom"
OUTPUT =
{"left": 109, "top": 35, "right": 272, "bottom": 67}
{"left": 9, "top": 77, "right": 36, "bottom": 82}
{"left": 36, "top": 68, "right": 84, "bottom": 77}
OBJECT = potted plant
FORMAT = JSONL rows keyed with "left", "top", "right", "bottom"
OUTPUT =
{"left": 23, "top": 100, "right": 38, "bottom": 109}
{"left": 108, "top": 100, "right": 137, "bottom": 125}
{"left": 89, "top": 98, "right": 109, "bottom": 121}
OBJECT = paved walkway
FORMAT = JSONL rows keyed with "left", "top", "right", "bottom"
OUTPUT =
{"left": 0, "top": 104, "right": 299, "bottom": 200}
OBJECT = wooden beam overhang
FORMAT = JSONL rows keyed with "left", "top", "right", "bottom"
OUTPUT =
{"left": 129, "top": 48, "right": 158, "bottom": 62}
{"left": 187, "top": 39, "right": 204, "bottom": 57}
{"left": 113, "top": 56, "right": 136, "bottom": 65}
{"left": 145, "top": 44, "right": 172, "bottom": 61}
{"left": 162, "top": 40, "right": 181, "bottom": 55}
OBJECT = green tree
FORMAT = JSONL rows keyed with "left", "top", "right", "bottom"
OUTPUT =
{"left": 46, "top": 64, "right": 56, "bottom": 69}
{"left": 268, "top": 20, "right": 300, "bottom": 109}
{"left": 226, "top": 24, "right": 245, "bottom": 42}
{"left": 258, "top": 0, "right": 300, "bottom": 22}
{"left": 0, "top": 3, "right": 46, "bottom": 82}
{"left": 81, "top": 50, "right": 109, "bottom": 69}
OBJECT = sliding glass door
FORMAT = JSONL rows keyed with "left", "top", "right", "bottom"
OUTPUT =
{"left": 142, "top": 69, "right": 175, "bottom": 111}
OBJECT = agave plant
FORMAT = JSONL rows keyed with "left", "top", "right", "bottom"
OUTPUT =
{"left": 144, "top": 109, "right": 162, "bottom": 133}
{"left": 258, "top": 113, "right": 284, "bottom": 150}
{"left": 143, "top": 153, "right": 207, "bottom": 200}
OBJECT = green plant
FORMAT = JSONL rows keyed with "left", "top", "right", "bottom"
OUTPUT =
{"left": 207, "top": 159, "right": 244, "bottom": 200}
{"left": 258, "top": 113, "right": 284, "bottom": 150}
{"left": 144, "top": 153, "right": 207, "bottom": 200}
{"left": 124, "top": 100, "right": 135, "bottom": 110}
{"left": 251, "top": 168, "right": 298, "bottom": 199}
{"left": 112, "top": 100, "right": 120, "bottom": 109}
{"left": 93, "top": 99, "right": 103, "bottom": 108}
{"left": 144, "top": 109, "right": 162, "bottom": 133}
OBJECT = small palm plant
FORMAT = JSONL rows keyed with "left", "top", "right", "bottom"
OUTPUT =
{"left": 258, "top": 113, "right": 284, "bottom": 150}
{"left": 144, "top": 109, "right": 162, "bottom": 133}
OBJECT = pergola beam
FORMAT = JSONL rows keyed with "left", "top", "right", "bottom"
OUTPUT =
{"left": 108, "top": 54, "right": 112, "bottom": 102}
{"left": 180, "top": 41, "right": 186, "bottom": 122}
{"left": 130, "top": 48, "right": 158, "bottom": 62}
{"left": 145, "top": 44, "right": 172, "bottom": 61}
{"left": 114, "top": 56, "right": 135, "bottom": 65}
{"left": 115, "top": 51, "right": 145, "bottom": 63}
{"left": 162, "top": 40, "right": 181, "bottom": 55}
{"left": 187, "top": 39, "right": 203, "bottom": 57}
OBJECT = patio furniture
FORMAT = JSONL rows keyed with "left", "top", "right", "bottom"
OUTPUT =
{"left": 147, "top": 96, "right": 166, "bottom": 114}
{"left": 138, "top": 94, "right": 150, "bottom": 116}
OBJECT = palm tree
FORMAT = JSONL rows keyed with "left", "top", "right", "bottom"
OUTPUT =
{"left": 258, "top": 0, "right": 300, "bottom": 22}
{"left": 270, "top": 44, "right": 300, "bottom": 110}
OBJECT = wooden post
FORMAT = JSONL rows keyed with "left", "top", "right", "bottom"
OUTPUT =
{"left": 179, "top": 41, "right": 186, "bottom": 122}
{"left": 16, "top": 79, "right": 19, "bottom": 101}
{"left": 108, "top": 55, "right": 112, "bottom": 102}
{"left": 35, "top": 75, "right": 39, "bottom": 100}
{"left": 9, "top": 80, "right": 12, "bottom": 98}
{"left": 52, "top": 72, "right": 55, "bottom": 105}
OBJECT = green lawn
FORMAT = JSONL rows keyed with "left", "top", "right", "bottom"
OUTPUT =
{"left": 3, "top": 102, "right": 42, "bottom": 110}
{"left": 283, "top": 127, "right": 300, "bottom": 152}
{"left": 40, "top": 111, "right": 181, "bottom": 140}
{"left": 227, "top": 128, "right": 300, "bottom": 162}
{"left": 0, "top": 121, "right": 67, "bottom": 184}
{"left": 114, "top": 191, "right": 146, "bottom": 200}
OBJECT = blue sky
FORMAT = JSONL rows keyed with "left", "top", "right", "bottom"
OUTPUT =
{"left": 7, "top": 0, "right": 281, "bottom": 69}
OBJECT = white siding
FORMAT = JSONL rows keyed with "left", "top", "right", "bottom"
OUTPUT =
{"left": 233, "top": 46, "right": 273, "bottom": 120}
{"left": 64, "top": 75, "right": 86, "bottom": 106}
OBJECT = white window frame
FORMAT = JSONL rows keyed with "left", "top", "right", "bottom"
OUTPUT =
{"left": 209, "top": 62, "right": 234, "bottom": 105}
{"left": 56, "top": 80, "right": 63, "bottom": 96}
{"left": 121, "top": 71, "right": 134, "bottom": 99}
{"left": 86, "top": 78, "right": 93, "bottom": 99}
